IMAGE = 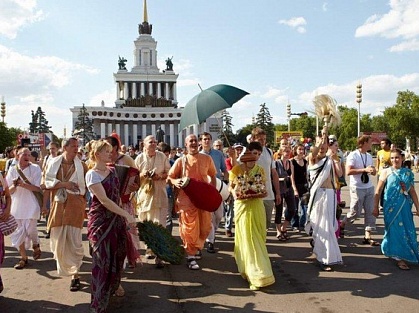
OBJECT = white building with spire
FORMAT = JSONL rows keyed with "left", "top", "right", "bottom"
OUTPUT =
{"left": 70, "top": 0, "right": 221, "bottom": 148}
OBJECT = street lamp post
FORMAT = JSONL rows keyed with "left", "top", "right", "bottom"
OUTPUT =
{"left": 356, "top": 83, "right": 362, "bottom": 137}
{"left": 286, "top": 102, "right": 291, "bottom": 131}
{"left": 82, "top": 103, "right": 86, "bottom": 146}
{"left": 1, "top": 96, "right": 5, "bottom": 123}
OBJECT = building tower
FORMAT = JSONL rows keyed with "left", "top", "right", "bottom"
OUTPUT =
{"left": 71, "top": 0, "right": 184, "bottom": 148}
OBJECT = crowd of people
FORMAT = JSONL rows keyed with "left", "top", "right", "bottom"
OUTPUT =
{"left": 1, "top": 129, "right": 419, "bottom": 311}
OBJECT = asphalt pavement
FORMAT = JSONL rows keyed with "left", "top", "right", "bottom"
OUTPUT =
{"left": 2, "top": 174, "right": 419, "bottom": 313}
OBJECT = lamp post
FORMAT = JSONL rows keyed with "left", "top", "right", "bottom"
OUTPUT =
{"left": 1, "top": 96, "right": 5, "bottom": 123}
{"left": 356, "top": 83, "right": 362, "bottom": 137}
{"left": 82, "top": 103, "right": 86, "bottom": 146}
{"left": 286, "top": 102, "right": 291, "bottom": 131}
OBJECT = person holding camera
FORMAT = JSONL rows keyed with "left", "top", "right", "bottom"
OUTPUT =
{"left": 340, "top": 135, "right": 379, "bottom": 246}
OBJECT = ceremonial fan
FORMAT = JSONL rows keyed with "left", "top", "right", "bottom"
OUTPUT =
{"left": 313, "top": 94, "right": 341, "bottom": 129}
{"left": 137, "top": 220, "right": 184, "bottom": 264}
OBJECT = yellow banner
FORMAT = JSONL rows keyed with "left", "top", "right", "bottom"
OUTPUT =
{"left": 275, "top": 131, "right": 303, "bottom": 143}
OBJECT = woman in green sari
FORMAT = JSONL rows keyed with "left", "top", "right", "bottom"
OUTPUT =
{"left": 229, "top": 141, "right": 275, "bottom": 290}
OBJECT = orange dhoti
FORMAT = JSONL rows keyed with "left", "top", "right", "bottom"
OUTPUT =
{"left": 176, "top": 190, "right": 212, "bottom": 256}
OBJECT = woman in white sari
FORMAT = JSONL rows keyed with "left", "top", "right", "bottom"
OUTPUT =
{"left": 305, "top": 127, "right": 343, "bottom": 271}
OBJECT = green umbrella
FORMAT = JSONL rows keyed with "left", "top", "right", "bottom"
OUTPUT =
{"left": 179, "top": 84, "right": 249, "bottom": 131}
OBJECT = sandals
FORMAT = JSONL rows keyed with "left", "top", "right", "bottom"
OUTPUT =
{"left": 114, "top": 284, "right": 125, "bottom": 297}
{"left": 70, "top": 278, "right": 81, "bottom": 292}
{"left": 362, "top": 237, "right": 380, "bottom": 246}
{"left": 276, "top": 231, "right": 289, "bottom": 241}
{"left": 33, "top": 244, "right": 41, "bottom": 260}
{"left": 194, "top": 250, "right": 202, "bottom": 260}
{"left": 14, "top": 258, "right": 28, "bottom": 270}
{"left": 320, "top": 263, "right": 333, "bottom": 272}
{"left": 397, "top": 260, "right": 410, "bottom": 270}
{"left": 187, "top": 257, "right": 200, "bottom": 270}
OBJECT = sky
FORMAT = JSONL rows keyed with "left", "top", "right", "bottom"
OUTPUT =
{"left": 1, "top": 0, "right": 419, "bottom": 138}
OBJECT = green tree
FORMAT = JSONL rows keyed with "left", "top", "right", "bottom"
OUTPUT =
{"left": 29, "top": 107, "right": 52, "bottom": 133}
{"left": 382, "top": 90, "right": 419, "bottom": 149}
{"left": 219, "top": 110, "right": 236, "bottom": 146}
{"left": 235, "top": 124, "right": 254, "bottom": 146}
{"left": 289, "top": 115, "right": 317, "bottom": 139}
{"left": 0, "top": 124, "right": 21, "bottom": 153}
{"left": 255, "top": 103, "right": 275, "bottom": 145}
{"left": 74, "top": 104, "right": 96, "bottom": 144}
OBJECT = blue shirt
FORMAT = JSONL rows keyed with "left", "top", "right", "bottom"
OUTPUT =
{"left": 200, "top": 148, "right": 226, "bottom": 179}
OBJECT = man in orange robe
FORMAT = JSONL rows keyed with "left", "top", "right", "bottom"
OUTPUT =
{"left": 168, "top": 134, "right": 216, "bottom": 270}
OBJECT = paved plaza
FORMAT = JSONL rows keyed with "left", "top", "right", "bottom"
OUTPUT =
{"left": 2, "top": 174, "right": 419, "bottom": 313}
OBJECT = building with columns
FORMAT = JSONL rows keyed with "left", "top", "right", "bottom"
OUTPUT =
{"left": 70, "top": 0, "right": 221, "bottom": 148}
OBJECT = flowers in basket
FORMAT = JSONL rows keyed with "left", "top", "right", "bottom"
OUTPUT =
{"left": 235, "top": 173, "right": 267, "bottom": 200}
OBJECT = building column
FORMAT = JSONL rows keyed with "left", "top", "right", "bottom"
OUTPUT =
{"left": 133, "top": 123, "right": 138, "bottom": 146}
{"left": 173, "top": 83, "right": 177, "bottom": 102}
{"left": 100, "top": 122, "right": 106, "bottom": 138}
{"left": 165, "top": 83, "right": 170, "bottom": 99}
{"left": 157, "top": 83, "right": 161, "bottom": 98}
{"left": 115, "top": 124, "right": 121, "bottom": 139}
{"left": 117, "top": 83, "right": 121, "bottom": 100}
{"left": 169, "top": 123, "right": 174, "bottom": 147}
{"left": 140, "top": 83, "right": 145, "bottom": 97}
{"left": 132, "top": 82, "right": 137, "bottom": 99}
{"left": 124, "top": 83, "right": 129, "bottom": 100}
{"left": 124, "top": 124, "right": 129, "bottom": 146}
{"left": 142, "top": 124, "right": 147, "bottom": 140}
{"left": 178, "top": 126, "right": 183, "bottom": 148}
{"left": 149, "top": 82, "right": 153, "bottom": 96}
{"left": 151, "top": 124, "right": 156, "bottom": 136}
{"left": 107, "top": 123, "right": 113, "bottom": 136}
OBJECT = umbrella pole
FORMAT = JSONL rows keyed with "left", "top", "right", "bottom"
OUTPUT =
{"left": 215, "top": 115, "right": 231, "bottom": 147}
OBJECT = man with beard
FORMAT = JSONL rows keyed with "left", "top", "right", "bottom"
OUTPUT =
{"left": 44, "top": 138, "right": 88, "bottom": 291}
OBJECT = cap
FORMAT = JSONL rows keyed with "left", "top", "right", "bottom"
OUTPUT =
{"left": 232, "top": 143, "right": 244, "bottom": 149}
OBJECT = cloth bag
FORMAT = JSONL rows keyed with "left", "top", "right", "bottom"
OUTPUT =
{"left": 54, "top": 188, "right": 68, "bottom": 203}
{"left": 0, "top": 206, "right": 18, "bottom": 236}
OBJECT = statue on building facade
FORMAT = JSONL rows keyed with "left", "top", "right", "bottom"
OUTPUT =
{"left": 165, "top": 56, "right": 173, "bottom": 71}
{"left": 118, "top": 56, "right": 127, "bottom": 70}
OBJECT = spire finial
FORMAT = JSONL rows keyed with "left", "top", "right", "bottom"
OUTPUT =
{"left": 143, "top": 0, "right": 148, "bottom": 23}
{"left": 138, "top": 0, "right": 152, "bottom": 35}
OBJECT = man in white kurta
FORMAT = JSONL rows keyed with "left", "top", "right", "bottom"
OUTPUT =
{"left": 6, "top": 148, "right": 42, "bottom": 269}
{"left": 135, "top": 135, "right": 170, "bottom": 266}
{"left": 44, "top": 138, "right": 87, "bottom": 291}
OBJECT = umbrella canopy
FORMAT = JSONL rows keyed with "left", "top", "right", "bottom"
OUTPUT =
{"left": 179, "top": 84, "right": 249, "bottom": 131}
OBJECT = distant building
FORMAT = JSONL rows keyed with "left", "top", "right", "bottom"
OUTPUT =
{"left": 70, "top": 0, "right": 221, "bottom": 148}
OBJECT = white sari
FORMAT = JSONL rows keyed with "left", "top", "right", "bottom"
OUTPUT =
{"left": 305, "top": 157, "right": 342, "bottom": 265}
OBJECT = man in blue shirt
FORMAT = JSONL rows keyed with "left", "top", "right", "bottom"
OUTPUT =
{"left": 199, "top": 132, "right": 228, "bottom": 253}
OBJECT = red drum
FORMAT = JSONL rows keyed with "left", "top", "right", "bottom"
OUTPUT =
{"left": 179, "top": 177, "right": 222, "bottom": 212}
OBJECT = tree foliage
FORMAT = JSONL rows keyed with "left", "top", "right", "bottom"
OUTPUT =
{"left": 29, "top": 107, "right": 52, "bottom": 133}
{"left": 254, "top": 103, "right": 275, "bottom": 145}
{"left": 219, "top": 110, "right": 236, "bottom": 146}
{"left": 382, "top": 90, "right": 419, "bottom": 149}
{"left": 74, "top": 104, "right": 96, "bottom": 144}
{"left": 233, "top": 90, "right": 419, "bottom": 152}
{"left": 0, "top": 124, "right": 21, "bottom": 153}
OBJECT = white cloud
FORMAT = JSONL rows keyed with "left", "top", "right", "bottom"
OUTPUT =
{"left": 0, "top": 45, "right": 99, "bottom": 95}
{"left": 355, "top": 0, "right": 419, "bottom": 51}
{"left": 278, "top": 17, "right": 307, "bottom": 34}
{"left": 298, "top": 73, "right": 419, "bottom": 114}
{"left": 322, "top": 2, "right": 328, "bottom": 12}
{"left": 88, "top": 89, "right": 115, "bottom": 107}
{"left": 0, "top": 0, "right": 45, "bottom": 39}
